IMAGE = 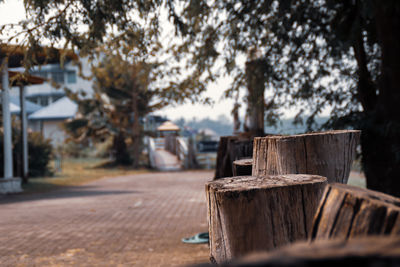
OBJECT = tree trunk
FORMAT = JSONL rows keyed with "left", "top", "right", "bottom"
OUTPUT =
{"left": 206, "top": 174, "right": 327, "bottom": 264}
{"left": 131, "top": 91, "right": 141, "bottom": 168}
{"left": 361, "top": 1, "right": 400, "bottom": 197}
{"left": 214, "top": 136, "right": 254, "bottom": 179}
{"left": 194, "top": 237, "right": 400, "bottom": 267}
{"left": 252, "top": 130, "right": 360, "bottom": 183}
{"left": 232, "top": 158, "right": 252, "bottom": 176}
{"left": 113, "top": 132, "right": 131, "bottom": 165}
{"left": 311, "top": 183, "right": 400, "bottom": 241}
{"left": 245, "top": 59, "right": 266, "bottom": 136}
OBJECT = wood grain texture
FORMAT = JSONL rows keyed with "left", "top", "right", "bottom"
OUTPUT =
{"left": 206, "top": 174, "right": 327, "bottom": 263}
{"left": 311, "top": 183, "right": 400, "bottom": 241}
{"left": 214, "top": 136, "right": 254, "bottom": 179}
{"left": 232, "top": 158, "right": 253, "bottom": 176}
{"left": 193, "top": 237, "right": 400, "bottom": 267}
{"left": 252, "top": 130, "right": 360, "bottom": 183}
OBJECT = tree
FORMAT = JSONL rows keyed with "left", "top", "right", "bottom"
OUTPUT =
{"left": 0, "top": 0, "right": 203, "bottom": 167}
{"left": 2, "top": 1, "right": 400, "bottom": 195}
{"left": 64, "top": 52, "right": 158, "bottom": 167}
{"left": 168, "top": 0, "right": 400, "bottom": 196}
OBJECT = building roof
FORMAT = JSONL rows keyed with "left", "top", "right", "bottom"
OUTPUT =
{"left": 199, "top": 128, "right": 218, "bottom": 137}
{"left": 1, "top": 44, "right": 78, "bottom": 68}
{"left": 10, "top": 96, "right": 43, "bottom": 115}
{"left": 8, "top": 71, "right": 45, "bottom": 86}
{"left": 28, "top": 96, "right": 77, "bottom": 121}
{"left": 9, "top": 102, "right": 21, "bottom": 114}
{"left": 157, "top": 121, "right": 180, "bottom": 131}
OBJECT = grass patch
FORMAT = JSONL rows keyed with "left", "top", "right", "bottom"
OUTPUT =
{"left": 22, "top": 157, "right": 150, "bottom": 194}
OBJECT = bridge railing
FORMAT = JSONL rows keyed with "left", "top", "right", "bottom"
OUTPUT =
{"left": 148, "top": 135, "right": 190, "bottom": 170}
{"left": 148, "top": 137, "right": 157, "bottom": 169}
{"left": 176, "top": 137, "right": 189, "bottom": 169}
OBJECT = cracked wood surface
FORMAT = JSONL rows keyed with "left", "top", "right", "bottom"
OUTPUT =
{"left": 311, "top": 183, "right": 400, "bottom": 241}
{"left": 206, "top": 174, "right": 327, "bottom": 264}
{"left": 252, "top": 130, "right": 360, "bottom": 183}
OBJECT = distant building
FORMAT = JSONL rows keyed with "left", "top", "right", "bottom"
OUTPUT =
{"left": 8, "top": 57, "right": 93, "bottom": 146}
{"left": 9, "top": 96, "right": 42, "bottom": 115}
{"left": 157, "top": 121, "right": 181, "bottom": 137}
{"left": 197, "top": 128, "right": 219, "bottom": 141}
{"left": 144, "top": 115, "right": 168, "bottom": 133}
{"left": 28, "top": 97, "right": 78, "bottom": 146}
{"left": 10, "top": 57, "right": 93, "bottom": 106}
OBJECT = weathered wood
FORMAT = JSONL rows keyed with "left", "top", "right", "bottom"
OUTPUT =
{"left": 193, "top": 237, "right": 400, "bottom": 267}
{"left": 232, "top": 158, "right": 253, "bottom": 176}
{"left": 252, "top": 130, "right": 361, "bottom": 183}
{"left": 206, "top": 174, "right": 327, "bottom": 263}
{"left": 311, "top": 183, "right": 400, "bottom": 241}
{"left": 214, "top": 136, "right": 254, "bottom": 179}
{"left": 214, "top": 136, "right": 237, "bottom": 179}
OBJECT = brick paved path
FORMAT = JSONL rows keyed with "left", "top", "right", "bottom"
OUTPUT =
{"left": 0, "top": 171, "right": 213, "bottom": 266}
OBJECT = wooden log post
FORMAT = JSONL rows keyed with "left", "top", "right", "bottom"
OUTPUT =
{"left": 206, "top": 174, "right": 327, "bottom": 263}
{"left": 232, "top": 158, "right": 253, "bottom": 176}
{"left": 311, "top": 183, "right": 400, "bottom": 241}
{"left": 214, "top": 136, "right": 254, "bottom": 179}
{"left": 252, "top": 130, "right": 361, "bottom": 183}
{"left": 215, "top": 136, "right": 238, "bottom": 179}
{"left": 193, "top": 237, "right": 400, "bottom": 267}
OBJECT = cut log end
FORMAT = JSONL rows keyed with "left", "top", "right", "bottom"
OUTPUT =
{"left": 232, "top": 158, "right": 253, "bottom": 176}
{"left": 311, "top": 183, "right": 400, "bottom": 241}
{"left": 206, "top": 174, "right": 328, "bottom": 263}
{"left": 207, "top": 174, "right": 327, "bottom": 193}
{"left": 252, "top": 130, "right": 361, "bottom": 183}
{"left": 214, "top": 136, "right": 254, "bottom": 179}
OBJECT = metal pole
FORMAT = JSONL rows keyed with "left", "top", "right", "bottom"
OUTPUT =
{"left": 19, "top": 85, "right": 29, "bottom": 181}
{"left": 1, "top": 60, "right": 13, "bottom": 179}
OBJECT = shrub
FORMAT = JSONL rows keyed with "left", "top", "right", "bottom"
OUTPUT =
{"left": 0, "top": 130, "right": 53, "bottom": 177}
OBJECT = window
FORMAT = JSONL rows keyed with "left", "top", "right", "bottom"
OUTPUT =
{"left": 51, "top": 71, "right": 65, "bottom": 84}
{"left": 31, "top": 71, "right": 48, "bottom": 78}
{"left": 28, "top": 95, "right": 49, "bottom": 106}
{"left": 67, "top": 70, "right": 77, "bottom": 84}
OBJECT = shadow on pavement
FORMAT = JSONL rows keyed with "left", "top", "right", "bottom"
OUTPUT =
{"left": 0, "top": 184, "right": 141, "bottom": 205}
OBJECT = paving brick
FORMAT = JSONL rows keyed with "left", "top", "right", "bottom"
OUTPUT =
{"left": 0, "top": 171, "right": 213, "bottom": 266}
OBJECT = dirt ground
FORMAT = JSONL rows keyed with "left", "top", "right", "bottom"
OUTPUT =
{"left": 0, "top": 171, "right": 213, "bottom": 267}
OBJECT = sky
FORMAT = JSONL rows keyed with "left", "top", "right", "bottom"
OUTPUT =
{"left": 0, "top": 0, "right": 307, "bottom": 122}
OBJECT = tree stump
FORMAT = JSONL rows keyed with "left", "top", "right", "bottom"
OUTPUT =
{"left": 206, "top": 174, "right": 327, "bottom": 263}
{"left": 193, "top": 237, "right": 400, "bottom": 267}
{"left": 252, "top": 130, "right": 361, "bottom": 183}
{"left": 214, "top": 136, "right": 254, "bottom": 179}
{"left": 311, "top": 183, "right": 400, "bottom": 241}
{"left": 232, "top": 158, "right": 253, "bottom": 176}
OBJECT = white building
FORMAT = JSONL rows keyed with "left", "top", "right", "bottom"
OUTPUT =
{"left": 9, "top": 57, "right": 94, "bottom": 146}
{"left": 10, "top": 57, "right": 93, "bottom": 106}
{"left": 28, "top": 97, "right": 78, "bottom": 146}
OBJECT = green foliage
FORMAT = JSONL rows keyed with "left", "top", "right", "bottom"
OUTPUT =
{"left": 172, "top": 0, "right": 400, "bottom": 195}
{"left": 63, "top": 52, "right": 156, "bottom": 166}
{"left": 170, "top": 0, "right": 370, "bottom": 128}
{"left": 0, "top": 129, "right": 53, "bottom": 177}
{"left": 2, "top": 0, "right": 400, "bottom": 194}
{"left": 26, "top": 132, "right": 53, "bottom": 177}
{"left": 61, "top": 141, "right": 91, "bottom": 158}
